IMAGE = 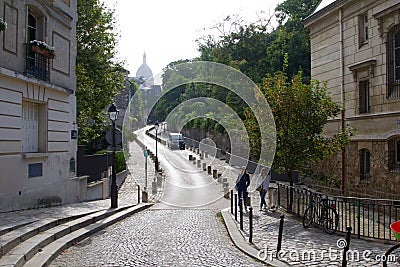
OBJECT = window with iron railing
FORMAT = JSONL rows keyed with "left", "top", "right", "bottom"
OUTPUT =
{"left": 24, "top": 10, "right": 51, "bottom": 81}
{"left": 387, "top": 24, "right": 400, "bottom": 98}
{"left": 25, "top": 43, "right": 50, "bottom": 81}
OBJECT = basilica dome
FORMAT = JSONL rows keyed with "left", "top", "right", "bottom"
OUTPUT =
{"left": 135, "top": 52, "right": 154, "bottom": 86}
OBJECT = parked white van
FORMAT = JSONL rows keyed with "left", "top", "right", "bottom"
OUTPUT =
{"left": 168, "top": 133, "right": 185, "bottom": 149}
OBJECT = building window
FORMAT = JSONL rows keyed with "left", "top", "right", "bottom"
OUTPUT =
{"left": 25, "top": 8, "right": 50, "bottom": 81}
{"left": 388, "top": 138, "right": 400, "bottom": 173}
{"left": 359, "top": 80, "right": 370, "bottom": 114}
{"left": 359, "top": 149, "right": 370, "bottom": 180}
{"left": 359, "top": 14, "right": 369, "bottom": 47}
{"left": 22, "top": 101, "right": 47, "bottom": 153}
{"left": 387, "top": 24, "right": 400, "bottom": 98}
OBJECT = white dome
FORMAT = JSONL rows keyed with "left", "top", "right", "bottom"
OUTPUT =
{"left": 136, "top": 52, "right": 154, "bottom": 85}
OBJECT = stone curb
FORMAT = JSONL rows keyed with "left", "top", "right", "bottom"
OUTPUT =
{"left": 221, "top": 208, "right": 290, "bottom": 267}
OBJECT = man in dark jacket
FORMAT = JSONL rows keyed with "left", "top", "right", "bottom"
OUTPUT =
{"left": 235, "top": 166, "right": 250, "bottom": 208}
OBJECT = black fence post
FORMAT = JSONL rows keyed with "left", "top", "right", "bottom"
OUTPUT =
{"left": 356, "top": 200, "right": 361, "bottom": 239}
{"left": 342, "top": 226, "right": 352, "bottom": 267}
{"left": 137, "top": 185, "right": 140, "bottom": 204}
{"left": 235, "top": 194, "right": 238, "bottom": 221}
{"left": 249, "top": 206, "right": 253, "bottom": 243}
{"left": 276, "top": 214, "right": 284, "bottom": 258}
{"left": 277, "top": 184, "right": 281, "bottom": 207}
{"left": 239, "top": 198, "right": 244, "bottom": 231}
{"left": 231, "top": 190, "right": 234, "bottom": 214}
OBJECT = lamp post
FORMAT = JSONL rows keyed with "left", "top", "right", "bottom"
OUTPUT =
{"left": 154, "top": 121, "right": 159, "bottom": 173}
{"left": 108, "top": 103, "right": 119, "bottom": 208}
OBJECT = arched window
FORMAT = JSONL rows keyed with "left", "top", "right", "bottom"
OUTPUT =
{"left": 387, "top": 24, "right": 400, "bottom": 98}
{"left": 359, "top": 149, "right": 370, "bottom": 180}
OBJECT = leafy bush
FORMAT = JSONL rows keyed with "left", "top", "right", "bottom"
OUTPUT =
{"left": 115, "top": 151, "right": 126, "bottom": 173}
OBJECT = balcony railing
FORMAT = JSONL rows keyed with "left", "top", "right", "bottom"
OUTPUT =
{"left": 25, "top": 43, "right": 51, "bottom": 82}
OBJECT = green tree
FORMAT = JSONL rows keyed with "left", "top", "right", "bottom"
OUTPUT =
{"left": 259, "top": 70, "right": 351, "bottom": 209}
{"left": 76, "top": 0, "right": 125, "bottom": 147}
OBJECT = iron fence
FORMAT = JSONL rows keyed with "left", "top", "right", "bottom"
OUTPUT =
{"left": 277, "top": 183, "right": 400, "bottom": 241}
{"left": 25, "top": 43, "right": 51, "bottom": 81}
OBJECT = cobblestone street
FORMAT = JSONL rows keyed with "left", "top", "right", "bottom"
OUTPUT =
{"left": 50, "top": 209, "right": 264, "bottom": 267}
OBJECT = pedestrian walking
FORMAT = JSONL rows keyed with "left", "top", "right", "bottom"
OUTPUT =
{"left": 256, "top": 167, "right": 271, "bottom": 211}
{"left": 235, "top": 166, "right": 250, "bottom": 210}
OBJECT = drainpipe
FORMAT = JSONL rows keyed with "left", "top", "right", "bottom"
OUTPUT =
{"left": 339, "top": 8, "right": 346, "bottom": 196}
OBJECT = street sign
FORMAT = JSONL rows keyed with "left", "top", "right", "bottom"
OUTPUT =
{"left": 143, "top": 149, "right": 149, "bottom": 157}
{"left": 106, "top": 128, "right": 122, "bottom": 145}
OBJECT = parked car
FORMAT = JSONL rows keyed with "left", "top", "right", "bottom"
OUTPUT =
{"left": 168, "top": 133, "right": 185, "bottom": 150}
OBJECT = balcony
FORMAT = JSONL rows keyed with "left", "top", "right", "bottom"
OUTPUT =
{"left": 25, "top": 43, "right": 51, "bottom": 82}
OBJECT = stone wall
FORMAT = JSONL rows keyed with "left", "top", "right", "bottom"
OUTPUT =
{"left": 308, "top": 141, "right": 400, "bottom": 199}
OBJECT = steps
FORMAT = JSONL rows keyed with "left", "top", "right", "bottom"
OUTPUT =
{"left": 0, "top": 204, "right": 152, "bottom": 267}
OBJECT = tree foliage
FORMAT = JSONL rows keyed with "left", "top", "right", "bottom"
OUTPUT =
{"left": 259, "top": 70, "right": 351, "bottom": 185}
{"left": 76, "top": 0, "right": 125, "bottom": 146}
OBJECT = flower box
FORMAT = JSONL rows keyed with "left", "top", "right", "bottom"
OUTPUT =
{"left": 31, "top": 44, "right": 55, "bottom": 59}
{"left": 0, "top": 18, "right": 7, "bottom": 31}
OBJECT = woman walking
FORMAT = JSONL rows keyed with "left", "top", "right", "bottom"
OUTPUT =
{"left": 235, "top": 166, "right": 250, "bottom": 209}
{"left": 256, "top": 167, "right": 271, "bottom": 211}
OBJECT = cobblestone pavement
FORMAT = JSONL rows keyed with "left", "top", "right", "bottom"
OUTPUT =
{"left": 179, "top": 146, "right": 400, "bottom": 267}
{"left": 50, "top": 209, "right": 264, "bottom": 267}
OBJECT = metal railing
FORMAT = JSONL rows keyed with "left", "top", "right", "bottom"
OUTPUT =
{"left": 277, "top": 183, "right": 400, "bottom": 241}
{"left": 25, "top": 43, "right": 51, "bottom": 81}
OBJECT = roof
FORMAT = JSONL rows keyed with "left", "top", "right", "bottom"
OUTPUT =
{"left": 304, "top": 0, "right": 339, "bottom": 24}
{"left": 313, "top": 0, "right": 336, "bottom": 14}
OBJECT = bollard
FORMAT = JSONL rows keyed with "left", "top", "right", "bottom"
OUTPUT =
{"left": 342, "top": 226, "right": 352, "bottom": 267}
{"left": 207, "top": 166, "right": 212, "bottom": 174}
{"left": 235, "top": 194, "right": 238, "bottom": 221}
{"left": 200, "top": 153, "right": 204, "bottom": 159}
{"left": 137, "top": 185, "right": 140, "bottom": 204}
{"left": 152, "top": 181, "right": 157, "bottom": 194}
{"left": 203, "top": 162, "right": 207, "bottom": 171}
{"left": 192, "top": 157, "right": 196, "bottom": 164}
{"left": 239, "top": 198, "right": 244, "bottom": 231}
{"left": 189, "top": 155, "right": 193, "bottom": 161}
{"left": 157, "top": 174, "right": 162, "bottom": 187}
{"left": 142, "top": 190, "right": 148, "bottom": 203}
{"left": 249, "top": 207, "right": 253, "bottom": 243}
{"left": 197, "top": 159, "right": 201, "bottom": 168}
{"left": 205, "top": 152, "right": 208, "bottom": 158}
{"left": 213, "top": 169, "right": 218, "bottom": 179}
{"left": 231, "top": 190, "right": 234, "bottom": 214}
{"left": 276, "top": 214, "right": 285, "bottom": 258}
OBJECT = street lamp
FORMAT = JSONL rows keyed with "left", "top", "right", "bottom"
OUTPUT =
{"left": 154, "top": 121, "right": 159, "bottom": 172}
{"left": 108, "top": 103, "right": 119, "bottom": 208}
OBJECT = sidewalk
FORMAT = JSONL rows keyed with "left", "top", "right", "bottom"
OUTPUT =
{"left": 180, "top": 150, "right": 399, "bottom": 266}
{"left": 223, "top": 190, "right": 397, "bottom": 266}
{"left": 0, "top": 140, "right": 157, "bottom": 235}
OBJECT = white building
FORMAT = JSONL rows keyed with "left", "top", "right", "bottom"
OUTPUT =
{"left": 0, "top": 0, "right": 82, "bottom": 211}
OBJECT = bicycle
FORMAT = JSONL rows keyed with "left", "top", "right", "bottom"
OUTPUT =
{"left": 383, "top": 220, "right": 400, "bottom": 266}
{"left": 302, "top": 191, "right": 339, "bottom": 234}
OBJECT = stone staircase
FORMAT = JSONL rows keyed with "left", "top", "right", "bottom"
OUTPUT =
{"left": 0, "top": 203, "right": 152, "bottom": 267}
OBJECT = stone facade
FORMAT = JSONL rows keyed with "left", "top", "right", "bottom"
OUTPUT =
{"left": 304, "top": 0, "right": 400, "bottom": 198}
{"left": 0, "top": 0, "right": 81, "bottom": 211}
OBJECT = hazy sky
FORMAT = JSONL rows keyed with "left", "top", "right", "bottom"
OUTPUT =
{"left": 106, "top": 0, "right": 284, "bottom": 79}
